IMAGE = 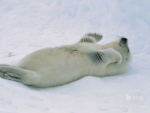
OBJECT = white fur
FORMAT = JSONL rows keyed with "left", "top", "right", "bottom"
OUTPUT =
{"left": 0, "top": 34, "right": 131, "bottom": 87}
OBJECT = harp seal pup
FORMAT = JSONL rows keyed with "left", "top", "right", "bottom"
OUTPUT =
{"left": 0, "top": 33, "right": 131, "bottom": 87}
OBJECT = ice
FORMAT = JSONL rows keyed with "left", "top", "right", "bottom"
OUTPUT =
{"left": 0, "top": 0, "right": 150, "bottom": 113}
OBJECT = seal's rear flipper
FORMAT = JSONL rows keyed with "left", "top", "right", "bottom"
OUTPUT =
{"left": 0, "top": 65, "right": 38, "bottom": 86}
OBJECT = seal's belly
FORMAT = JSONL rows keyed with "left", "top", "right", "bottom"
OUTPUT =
{"left": 18, "top": 47, "right": 90, "bottom": 86}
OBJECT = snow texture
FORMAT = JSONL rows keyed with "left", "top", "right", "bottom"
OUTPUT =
{"left": 0, "top": 0, "right": 150, "bottom": 113}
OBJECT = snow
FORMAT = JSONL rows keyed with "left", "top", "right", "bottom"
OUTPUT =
{"left": 0, "top": 0, "right": 150, "bottom": 113}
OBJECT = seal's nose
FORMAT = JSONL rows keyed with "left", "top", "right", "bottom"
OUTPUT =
{"left": 121, "top": 37, "right": 128, "bottom": 44}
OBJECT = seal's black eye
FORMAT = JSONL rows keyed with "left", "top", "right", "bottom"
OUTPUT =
{"left": 121, "top": 38, "right": 127, "bottom": 44}
{"left": 119, "top": 37, "right": 128, "bottom": 46}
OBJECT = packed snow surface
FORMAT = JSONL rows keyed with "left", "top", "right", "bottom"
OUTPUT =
{"left": 0, "top": 0, "right": 150, "bottom": 113}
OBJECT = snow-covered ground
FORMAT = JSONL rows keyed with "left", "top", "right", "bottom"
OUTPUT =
{"left": 0, "top": 0, "right": 150, "bottom": 113}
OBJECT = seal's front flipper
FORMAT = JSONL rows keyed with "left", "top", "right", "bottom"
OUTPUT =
{"left": 87, "top": 48, "right": 122, "bottom": 65}
{"left": 79, "top": 33, "right": 102, "bottom": 43}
